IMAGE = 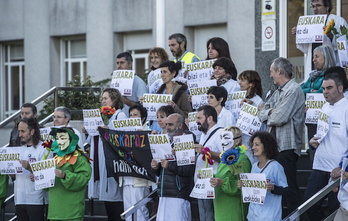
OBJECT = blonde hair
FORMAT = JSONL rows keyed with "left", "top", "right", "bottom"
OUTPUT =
{"left": 223, "top": 126, "right": 242, "bottom": 147}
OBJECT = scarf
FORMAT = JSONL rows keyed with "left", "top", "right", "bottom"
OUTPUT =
{"left": 211, "top": 74, "right": 232, "bottom": 86}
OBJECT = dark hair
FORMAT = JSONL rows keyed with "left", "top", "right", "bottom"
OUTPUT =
{"left": 197, "top": 105, "right": 217, "bottom": 123}
{"left": 207, "top": 86, "right": 228, "bottom": 107}
{"left": 157, "top": 105, "right": 175, "bottom": 117}
{"left": 148, "top": 47, "right": 169, "bottom": 64}
{"left": 324, "top": 66, "right": 348, "bottom": 91}
{"left": 249, "top": 132, "right": 279, "bottom": 160}
{"left": 159, "top": 60, "right": 182, "bottom": 78}
{"left": 21, "top": 103, "right": 37, "bottom": 115}
{"left": 312, "top": 0, "right": 332, "bottom": 12}
{"left": 212, "top": 57, "right": 238, "bottom": 80}
{"left": 102, "top": 88, "right": 124, "bottom": 109}
{"left": 129, "top": 104, "right": 148, "bottom": 125}
{"left": 238, "top": 70, "right": 263, "bottom": 98}
{"left": 272, "top": 57, "right": 293, "bottom": 79}
{"left": 19, "top": 118, "right": 41, "bottom": 146}
{"left": 116, "top": 52, "right": 133, "bottom": 62}
{"left": 205, "top": 37, "right": 232, "bottom": 60}
{"left": 168, "top": 33, "right": 187, "bottom": 50}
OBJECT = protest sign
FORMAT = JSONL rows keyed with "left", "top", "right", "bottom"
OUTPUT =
{"left": 111, "top": 70, "right": 135, "bottom": 96}
{"left": 316, "top": 110, "right": 329, "bottom": 142}
{"left": 337, "top": 35, "right": 348, "bottom": 68}
{"left": 148, "top": 69, "right": 163, "bottom": 94}
{"left": 40, "top": 127, "right": 54, "bottom": 141}
{"left": 190, "top": 168, "right": 215, "bottom": 199}
{"left": 99, "top": 128, "right": 155, "bottom": 182}
{"left": 188, "top": 80, "right": 217, "bottom": 110}
{"left": 305, "top": 93, "right": 326, "bottom": 124}
{"left": 186, "top": 59, "right": 216, "bottom": 82}
{"left": 173, "top": 134, "right": 195, "bottom": 166}
{"left": 148, "top": 134, "right": 174, "bottom": 162}
{"left": 296, "top": 15, "right": 327, "bottom": 44}
{"left": 225, "top": 91, "right": 247, "bottom": 120}
{"left": 112, "top": 118, "right": 142, "bottom": 131}
{"left": 83, "top": 109, "right": 104, "bottom": 136}
{"left": 142, "top": 94, "right": 172, "bottom": 121}
{"left": 236, "top": 103, "right": 262, "bottom": 135}
{"left": 188, "top": 112, "right": 202, "bottom": 142}
{"left": 240, "top": 173, "right": 267, "bottom": 204}
{"left": 0, "top": 147, "right": 23, "bottom": 174}
{"left": 30, "top": 158, "right": 56, "bottom": 190}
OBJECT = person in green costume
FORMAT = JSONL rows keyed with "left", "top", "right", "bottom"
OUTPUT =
{"left": 47, "top": 127, "right": 91, "bottom": 221}
{"left": 210, "top": 126, "right": 251, "bottom": 221}
{"left": 0, "top": 174, "right": 9, "bottom": 214}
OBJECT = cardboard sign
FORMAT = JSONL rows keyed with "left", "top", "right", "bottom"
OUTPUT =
{"left": 111, "top": 70, "right": 135, "bottom": 96}
{"left": 188, "top": 80, "right": 217, "bottom": 110}
{"left": 186, "top": 60, "right": 216, "bottom": 82}
{"left": 236, "top": 103, "right": 262, "bottom": 135}
{"left": 296, "top": 15, "right": 327, "bottom": 44}
{"left": 188, "top": 112, "right": 202, "bottom": 142}
{"left": 316, "top": 110, "right": 329, "bottom": 142}
{"left": 148, "top": 134, "right": 174, "bottom": 162}
{"left": 190, "top": 168, "right": 215, "bottom": 199}
{"left": 148, "top": 69, "right": 163, "bottom": 94}
{"left": 225, "top": 91, "right": 247, "bottom": 120}
{"left": 305, "top": 93, "right": 326, "bottom": 124}
{"left": 337, "top": 35, "right": 348, "bottom": 68}
{"left": 240, "top": 173, "right": 267, "bottom": 205}
{"left": 30, "top": 159, "right": 56, "bottom": 190}
{"left": 173, "top": 134, "right": 195, "bottom": 166}
{"left": 0, "top": 147, "right": 23, "bottom": 174}
{"left": 142, "top": 94, "right": 172, "bottom": 121}
{"left": 40, "top": 127, "right": 54, "bottom": 142}
{"left": 112, "top": 118, "right": 142, "bottom": 131}
{"left": 83, "top": 109, "right": 104, "bottom": 136}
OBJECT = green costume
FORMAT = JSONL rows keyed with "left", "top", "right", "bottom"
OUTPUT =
{"left": 0, "top": 174, "right": 9, "bottom": 213}
{"left": 213, "top": 153, "right": 251, "bottom": 221}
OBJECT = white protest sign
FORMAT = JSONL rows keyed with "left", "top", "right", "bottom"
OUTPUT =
{"left": 0, "top": 147, "right": 23, "bottom": 174}
{"left": 40, "top": 127, "right": 54, "bottom": 142}
{"left": 83, "top": 109, "right": 104, "bottom": 136}
{"left": 174, "top": 60, "right": 188, "bottom": 84}
{"left": 337, "top": 35, "right": 348, "bottom": 68}
{"left": 148, "top": 69, "right": 163, "bottom": 94}
{"left": 142, "top": 94, "right": 172, "bottom": 121}
{"left": 112, "top": 118, "right": 142, "bottom": 131}
{"left": 148, "top": 134, "right": 174, "bottom": 162}
{"left": 190, "top": 168, "right": 215, "bottom": 199}
{"left": 316, "top": 110, "right": 329, "bottom": 142}
{"left": 225, "top": 91, "right": 247, "bottom": 120}
{"left": 296, "top": 15, "right": 327, "bottom": 44}
{"left": 188, "top": 112, "right": 202, "bottom": 142}
{"left": 305, "top": 93, "right": 326, "bottom": 124}
{"left": 240, "top": 173, "right": 267, "bottom": 204}
{"left": 236, "top": 103, "right": 262, "bottom": 135}
{"left": 186, "top": 59, "right": 216, "bottom": 82}
{"left": 188, "top": 80, "right": 217, "bottom": 110}
{"left": 30, "top": 158, "right": 56, "bottom": 190}
{"left": 111, "top": 70, "right": 135, "bottom": 96}
{"left": 173, "top": 134, "right": 195, "bottom": 166}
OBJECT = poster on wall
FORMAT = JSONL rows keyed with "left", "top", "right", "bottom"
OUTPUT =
{"left": 262, "top": 19, "right": 276, "bottom": 51}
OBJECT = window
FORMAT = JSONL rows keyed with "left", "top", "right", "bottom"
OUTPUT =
{"left": 61, "top": 38, "right": 87, "bottom": 85}
{"left": 130, "top": 49, "right": 149, "bottom": 80}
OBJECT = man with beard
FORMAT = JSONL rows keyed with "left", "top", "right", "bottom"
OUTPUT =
{"left": 193, "top": 105, "right": 224, "bottom": 221}
{"left": 168, "top": 33, "right": 200, "bottom": 64}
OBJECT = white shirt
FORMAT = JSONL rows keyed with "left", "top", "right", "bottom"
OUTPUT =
{"left": 216, "top": 106, "right": 235, "bottom": 128}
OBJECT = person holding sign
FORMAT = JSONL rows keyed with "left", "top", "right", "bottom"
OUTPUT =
{"left": 238, "top": 70, "right": 263, "bottom": 107}
{"left": 209, "top": 126, "right": 251, "bottom": 221}
{"left": 129, "top": 104, "right": 151, "bottom": 130}
{"left": 211, "top": 57, "right": 240, "bottom": 95}
{"left": 151, "top": 105, "right": 175, "bottom": 135}
{"left": 304, "top": 72, "right": 348, "bottom": 220}
{"left": 47, "top": 127, "right": 91, "bottom": 221}
{"left": 205, "top": 37, "right": 233, "bottom": 60}
{"left": 241, "top": 132, "right": 289, "bottom": 221}
{"left": 147, "top": 47, "right": 169, "bottom": 94}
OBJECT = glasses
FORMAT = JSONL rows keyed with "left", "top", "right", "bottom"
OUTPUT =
{"left": 52, "top": 116, "right": 66, "bottom": 119}
{"left": 310, "top": 4, "right": 323, "bottom": 9}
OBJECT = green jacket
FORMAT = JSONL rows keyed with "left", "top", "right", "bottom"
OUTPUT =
{"left": 301, "top": 71, "right": 325, "bottom": 95}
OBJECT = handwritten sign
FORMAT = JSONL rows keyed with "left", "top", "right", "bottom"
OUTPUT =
{"left": 142, "top": 94, "right": 172, "bottom": 121}
{"left": 225, "top": 91, "right": 247, "bottom": 120}
{"left": 111, "top": 70, "right": 135, "bottom": 96}
{"left": 30, "top": 159, "right": 56, "bottom": 190}
{"left": 148, "top": 134, "right": 174, "bottom": 162}
{"left": 296, "top": 15, "right": 327, "bottom": 44}
{"left": 316, "top": 110, "right": 329, "bottom": 142}
{"left": 190, "top": 168, "right": 215, "bottom": 199}
{"left": 240, "top": 173, "right": 267, "bottom": 204}
{"left": 188, "top": 80, "right": 217, "bottom": 109}
{"left": 0, "top": 147, "right": 23, "bottom": 174}
{"left": 337, "top": 35, "right": 348, "bottom": 68}
{"left": 236, "top": 103, "right": 262, "bottom": 135}
{"left": 188, "top": 112, "right": 202, "bottom": 142}
{"left": 305, "top": 93, "right": 326, "bottom": 124}
{"left": 186, "top": 60, "right": 215, "bottom": 82}
{"left": 112, "top": 118, "right": 142, "bottom": 131}
{"left": 83, "top": 109, "right": 104, "bottom": 136}
{"left": 40, "top": 127, "right": 54, "bottom": 141}
{"left": 173, "top": 134, "right": 195, "bottom": 166}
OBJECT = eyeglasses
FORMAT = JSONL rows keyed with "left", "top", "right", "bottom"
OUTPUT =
{"left": 52, "top": 116, "right": 66, "bottom": 119}
{"left": 310, "top": 4, "right": 323, "bottom": 9}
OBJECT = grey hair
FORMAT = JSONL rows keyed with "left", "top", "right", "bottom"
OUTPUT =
{"left": 313, "top": 45, "right": 336, "bottom": 71}
{"left": 54, "top": 106, "right": 71, "bottom": 119}
{"left": 272, "top": 57, "right": 293, "bottom": 79}
{"left": 168, "top": 33, "right": 187, "bottom": 50}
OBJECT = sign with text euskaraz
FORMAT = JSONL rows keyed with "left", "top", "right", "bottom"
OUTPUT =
{"left": 99, "top": 127, "right": 156, "bottom": 182}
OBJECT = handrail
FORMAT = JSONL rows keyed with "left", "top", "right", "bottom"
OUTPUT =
{"left": 282, "top": 178, "right": 340, "bottom": 221}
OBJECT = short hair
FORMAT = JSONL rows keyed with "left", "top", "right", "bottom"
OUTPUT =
{"left": 271, "top": 57, "right": 293, "bottom": 79}
{"left": 129, "top": 104, "right": 148, "bottom": 125}
{"left": 312, "top": 0, "right": 332, "bottom": 12}
{"left": 249, "top": 131, "right": 279, "bottom": 160}
{"left": 205, "top": 37, "right": 232, "bottom": 60}
{"left": 212, "top": 57, "right": 238, "bottom": 80}
{"left": 157, "top": 105, "right": 175, "bottom": 117}
{"left": 197, "top": 105, "right": 217, "bottom": 124}
{"left": 54, "top": 106, "right": 71, "bottom": 120}
{"left": 224, "top": 126, "right": 243, "bottom": 146}
{"left": 324, "top": 66, "right": 348, "bottom": 91}
{"left": 116, "top": 52, "right": 133, "bottom": 62}
{"left": 19, "top": 118, "right": 41, "bottom": 146}
{"left": 168, "top": 33, "right": 187, "bottom": 50}
{"left": 148, "top": 47, "right": 169, "bottom": 64}
{"left": 313, "top": 45, "right": 336, "bottom": 71}
{"left": 21, "top": 103, "right": 37, "bottom": 115}
{"left": 207, "top": 86, "right": 228, "bottom": 107}
{"left": 102, "top": 88, "right": 124, "bottom": 109}
{"left": 159, "top": 60, "right": 182, "bottom": 78}
{"left": 238, "top": 70, "right": 263, "bottom": 98}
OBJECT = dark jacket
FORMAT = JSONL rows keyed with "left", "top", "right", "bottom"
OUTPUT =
{"left": 152, "top": 161, "right": 195, "bottom": 200}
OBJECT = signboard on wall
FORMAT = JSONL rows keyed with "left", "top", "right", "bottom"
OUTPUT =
{"left": 262, "top": 20, "right": 276, "bottom": 51}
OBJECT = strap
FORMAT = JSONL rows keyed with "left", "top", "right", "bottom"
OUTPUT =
{"left": 260, "top": 159, "right": 275, "bottom": 173}
{"left": 202, "top": 127, "right": 222, "bottom": 147}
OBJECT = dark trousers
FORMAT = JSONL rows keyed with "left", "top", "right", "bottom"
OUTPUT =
{"left": 104, "top": 201, "right": 124, "bottom": 221}
{"left": 303, "top": 170, "right": 339, "bottom": 221}
{"left": 306, "top": 123, "right": 317, "bottom": 167}
{"left": 278, "top": 149, "right": 300, "bottom": 215}
{"left": 15, "top": 204, "right": 45, "bottom": 221}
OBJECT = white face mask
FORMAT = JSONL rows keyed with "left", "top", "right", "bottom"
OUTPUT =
{"left": 220, "top": 131, "right": 234, "bottom": 151}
